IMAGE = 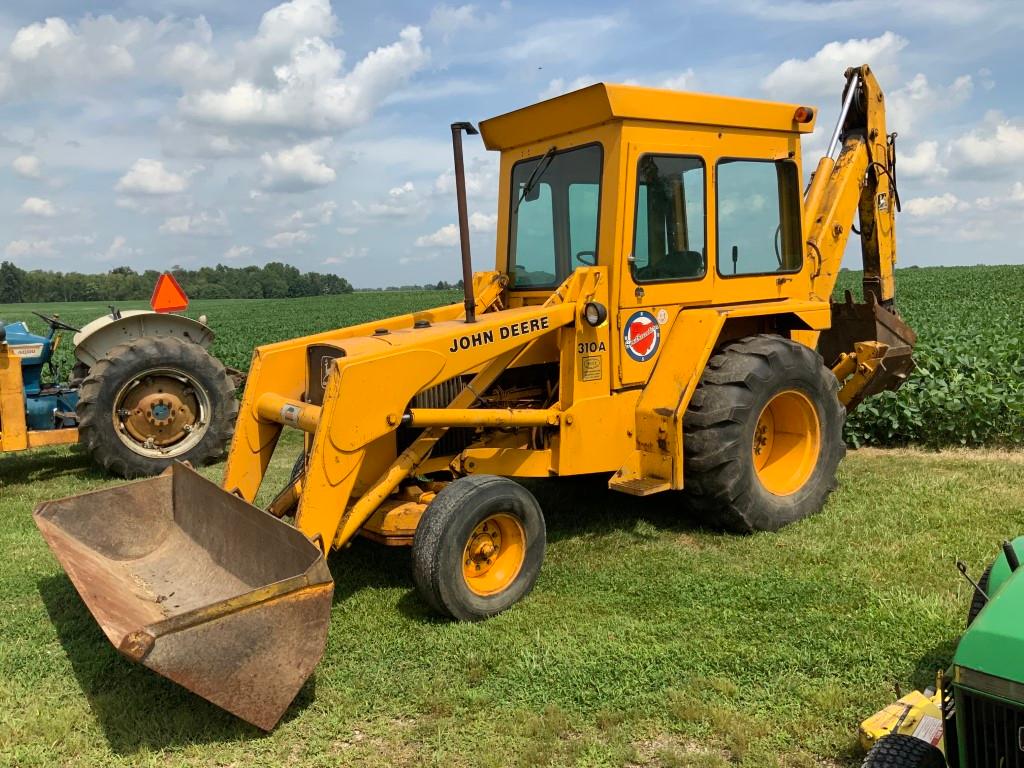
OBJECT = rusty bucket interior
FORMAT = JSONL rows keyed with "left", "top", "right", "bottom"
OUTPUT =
{"left": 34, "top": 463, "right": 334, "bottom": 731}
{"left": 818, "top": 291, "right": 918, "bottom": 407}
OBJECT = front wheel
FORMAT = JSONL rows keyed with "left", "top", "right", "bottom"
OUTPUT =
{"left": 861, "top": 734, "right": 945, "bottom": 767}
{"left": 412, "top": 475, "right": 546, "bottom": 621}
{"left": 77, "top": 336, "right": 237, "bottom": 478}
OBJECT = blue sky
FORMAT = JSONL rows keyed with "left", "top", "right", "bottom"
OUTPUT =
{"left": 0, "top": 0, "right": 1021, "bottom": 287}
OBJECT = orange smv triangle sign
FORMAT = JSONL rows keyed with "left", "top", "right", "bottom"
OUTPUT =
{"left": 151, "top": 272, "right": 189, "bottom": 313}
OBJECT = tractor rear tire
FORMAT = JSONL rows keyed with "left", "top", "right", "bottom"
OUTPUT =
{"left": 966, "top": 564, "right": 992, "bottom": 626}
{"left": 412, "top": 475, "right": 545, "bottom": 621}
{"left": 78, "top": 336, "right": 237, "bottom": 479}
{"left": 682, "top": 335, "right": 845, "bottom": 533}
{"left": 861, "top": 734, "right": 945, "bottom": 767}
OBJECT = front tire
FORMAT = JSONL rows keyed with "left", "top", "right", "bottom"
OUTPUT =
{"left": 862, "top": 734, "right": 945, "bottom": 767}
{"left": 77, "top": 336, "right": 237, "bottom": 478}
{"left": 412, "top": 475, "right": 546, "bottom": 621}
{"left": 682, "top": 335, "right": 845, "bottom": 532}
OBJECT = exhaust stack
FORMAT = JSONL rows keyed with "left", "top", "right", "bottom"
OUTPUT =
{"left": 451, "top": 121, "right": 479, "bottom": 323}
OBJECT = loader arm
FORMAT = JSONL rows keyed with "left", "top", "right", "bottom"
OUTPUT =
{"left": 227, "top": 268, "right": 602, "bottom": 552}
{"left": 802, "top": 65, "right": 915, "bottom": 408}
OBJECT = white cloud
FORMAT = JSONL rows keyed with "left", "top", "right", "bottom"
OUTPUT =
{"left": 428, "top": 4, "right": 481, "bottom": 41}
{"left": 714, "top": 0, "right": 1010, "bottom": 25}
{"left": 19, "top": 196, "right": 56, "bottom": 217}
{"left": 116, "top": 159, "right": 189, "bottom": 195}
{"left": 159, "top": 210, "right": 229, "bottom": 236}
{"left": 539, "top": 76, "right": 595, "bottom": 100}
{"left": 260, "top": 142, "right": 336, "bottom": 192}
{"left": 661, "top": 69, "right": 696, "bottom": 91}
{"left": 888, "top": 73, "right": 972, "bottom": 135}
{"left": 503, "top": 16, "right": 619, "bottom": 63}
{"left": 179, "top": 3, "right": 427, "bottom": 134}
{"left": 9, "top": 18, "right": 76, "bottom": 62}
{"left": 899, "top": 141, "right": 946, "bottom": 180}
{"left": 415, "top": 211, "right": 497, "bottom": 246}
{"left": 5, "top": 238, "right": 56, "bottom": 257}
{"left": 351, "top": 181, "right": 426, "bottom": 220}
{"left": 12, "top": 155, "right": 42, "bottom": 179}
{"left": 97, "top": 235, "right": 139, "bottom": 261}
{"left": 948, "top": 114, "right": 1024, "bottom": 173}
{"left": 265, "top": 230, "right": 311, "bottom": 248}
{"left": 416, "top": 223, "right": 458, "bottom": 247}
{"left": 278, "top": 200, "right": 337, "bottom": 229}
{"left": 224, "top": 245, "right": 253, "bottom": 259}
{"left": 762, "top": 32, "right": 907, "bottom": 99}
{"left": 434, "top": 156, "right": 497, "bottom": 198}
{"left": 324, "top": 245, "right": 367, "bottom": 264}
{"left": 903, "top": 193, "right": 966, "bottom": 217}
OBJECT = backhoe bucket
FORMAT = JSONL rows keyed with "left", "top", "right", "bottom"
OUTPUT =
{"left": 818, "top": 291, "right": 917, "bottom": 408}
{"left": 33, "top": 463, "right": 334, "bottom": 731}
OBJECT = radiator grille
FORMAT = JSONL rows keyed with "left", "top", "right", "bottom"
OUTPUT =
{"left": 396, "top": 376, "right": 473, "bottom": 459}
{"left": 959, "top": 687, "right": 1024, "bottom": 767}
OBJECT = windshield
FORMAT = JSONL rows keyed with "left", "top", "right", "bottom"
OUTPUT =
{"left": 508, "top": 144, "right": 602, "bottom": 289}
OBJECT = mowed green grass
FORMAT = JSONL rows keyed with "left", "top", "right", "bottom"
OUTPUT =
{"left": 2, "top": 434, "right": 1022, "bottom": 767}
{"left": 1, "top": 270, "right": 1023, "bottom": 766}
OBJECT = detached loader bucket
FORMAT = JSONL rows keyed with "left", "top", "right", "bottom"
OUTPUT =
{"left": 818, "top": 292, "right": 917, "bottom": 409}
{"left": 34, "top": 463, "right": 333, "bottom": 731}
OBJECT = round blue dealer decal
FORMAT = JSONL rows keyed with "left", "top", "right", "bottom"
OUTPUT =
{"left": 623, "top": 310, "right": 661, "bottom": 362}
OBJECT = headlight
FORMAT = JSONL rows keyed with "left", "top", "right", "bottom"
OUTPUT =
{"left": 583, "top": 302, "right": 607, "bottom": 327}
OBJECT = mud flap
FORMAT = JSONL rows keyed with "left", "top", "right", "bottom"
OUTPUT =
{"left": 34, "top": 463, "right": 334, "bottom": 731}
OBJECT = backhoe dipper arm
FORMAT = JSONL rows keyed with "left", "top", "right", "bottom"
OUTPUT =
{"left": 803, "top": 65, "right": 897, "bottom": 304}
{"left": 803, "top": 65, "right": 915, "bottom": 410}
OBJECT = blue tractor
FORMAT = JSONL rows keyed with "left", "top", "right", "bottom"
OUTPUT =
{"left": 1, "top": 303, "right": 238, "bottom": 477}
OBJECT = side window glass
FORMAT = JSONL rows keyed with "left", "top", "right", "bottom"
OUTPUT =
{"left": 512, "top": 183, "right": 555, "bottom": 287}
{"left": 717, "top": 160, "right": 801, "bottom": 276}
{"left": 632, "top": 155, "right": 706, "bottom": 282}
{"left": 568, "top": 183, "right": 599, "bottom": 265}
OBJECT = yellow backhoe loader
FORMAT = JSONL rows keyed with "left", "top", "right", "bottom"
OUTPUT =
{"left": 35, "top": 65, "right": 916, "bottom": 730}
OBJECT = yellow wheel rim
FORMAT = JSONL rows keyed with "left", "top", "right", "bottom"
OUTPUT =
{"left": 752, "top": 389, "right": 821, "bottom": 496}
{"left": 462, "top": 513, "right": 526, "bottom": 596}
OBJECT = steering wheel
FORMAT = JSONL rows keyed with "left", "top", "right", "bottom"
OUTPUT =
{"left": 32, "top": 311, "right": 80, "bottom": 333}
{"left": 773, "top": 225, "right": 783, "bottom": 267}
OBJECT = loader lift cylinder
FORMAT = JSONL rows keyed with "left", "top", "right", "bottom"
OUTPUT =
{"left": 451, "top": 121, "right": 479, "bottom": 323}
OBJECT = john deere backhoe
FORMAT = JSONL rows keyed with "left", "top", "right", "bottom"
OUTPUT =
{"left": 35, "top": 65, "right": 916, "bottom": 730}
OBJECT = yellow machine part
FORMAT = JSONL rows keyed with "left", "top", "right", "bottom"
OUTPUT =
{"left": 858, "top": 686, "right": 945, "bottom": 754}
{"left": 0, "top": 344, "right": 78, "bottom": 452}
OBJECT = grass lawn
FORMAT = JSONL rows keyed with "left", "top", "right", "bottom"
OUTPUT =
{"left": 1, "top": 437, "right": 1022, "bottom": 767}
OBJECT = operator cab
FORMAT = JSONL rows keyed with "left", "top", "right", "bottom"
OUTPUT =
{"left": 480, "top": 83, "right": 816, "bottom": 310}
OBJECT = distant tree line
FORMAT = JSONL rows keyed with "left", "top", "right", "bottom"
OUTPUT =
{"left": 357, "top": 280, "right": 464, "bottom": 292}
{"left": 0, "top": 262, "right": 353, "bottom": 303}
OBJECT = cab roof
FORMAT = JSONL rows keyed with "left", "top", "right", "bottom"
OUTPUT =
{"left": 479, "top": 83, "right": 817, "bottom": 151}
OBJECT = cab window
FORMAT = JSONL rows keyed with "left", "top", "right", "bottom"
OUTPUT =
{"left": 716, "top": 159, "right": 802, "bottom": 277}
{"left": 632, "top": 155, "right": 706, "bottom": 283}
{"left": 509, "top": 144, "right": 602, "bottom": 289}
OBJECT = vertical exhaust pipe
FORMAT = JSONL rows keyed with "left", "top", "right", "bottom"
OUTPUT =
{"left": 451, "top": 121, "right": 479, "bottom": 323}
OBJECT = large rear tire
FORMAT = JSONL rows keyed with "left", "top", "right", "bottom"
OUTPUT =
{"left": 412, "top": 475, "right": 545, "bottom": 621}
{"left": 682, "top": 335, "right": 845, "bottom": 533}
{"left": 861, "top": 734, "right": 945, "bottom": 767}
{"left": 77, "top": 336, "right": 237, "bottom": 478}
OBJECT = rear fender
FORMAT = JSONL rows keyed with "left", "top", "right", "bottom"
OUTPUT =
{"left": 73, "top": 311, "right": 214, "bottom": 368}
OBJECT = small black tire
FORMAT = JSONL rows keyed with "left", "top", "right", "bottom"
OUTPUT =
{"left": 77, "top": 336, "right": 238, "bottom": 479}
{"left": 966, "top": 564, "right": 992, "bottom": 627}
{"left": 862, "top": 734, "right": 946, "bottom": 768}
{"left": 682, "top": 334, "right": 846, "bottom": 533}
{"left": 412, "top": 475, "right": 545, "bottom": 621}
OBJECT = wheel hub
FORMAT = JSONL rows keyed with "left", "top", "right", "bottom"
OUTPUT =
{"left": 751, "top": 389, "right": 821, "bottom": 497}
{"left": 462, "top": 514, "right": 526, "bottom": 596}
{"left": 115, "top": 371, "right": 206, "bottom": 453}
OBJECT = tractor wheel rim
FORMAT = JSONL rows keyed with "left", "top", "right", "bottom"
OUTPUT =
{"left": 752, "top": 389, "right": 821, "bottom": 496}
{"left": 112, "top": 367, "right": 211, "bottom": 458}
{"left": 462, "top": 513, "right": 526, "bottom": 596}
